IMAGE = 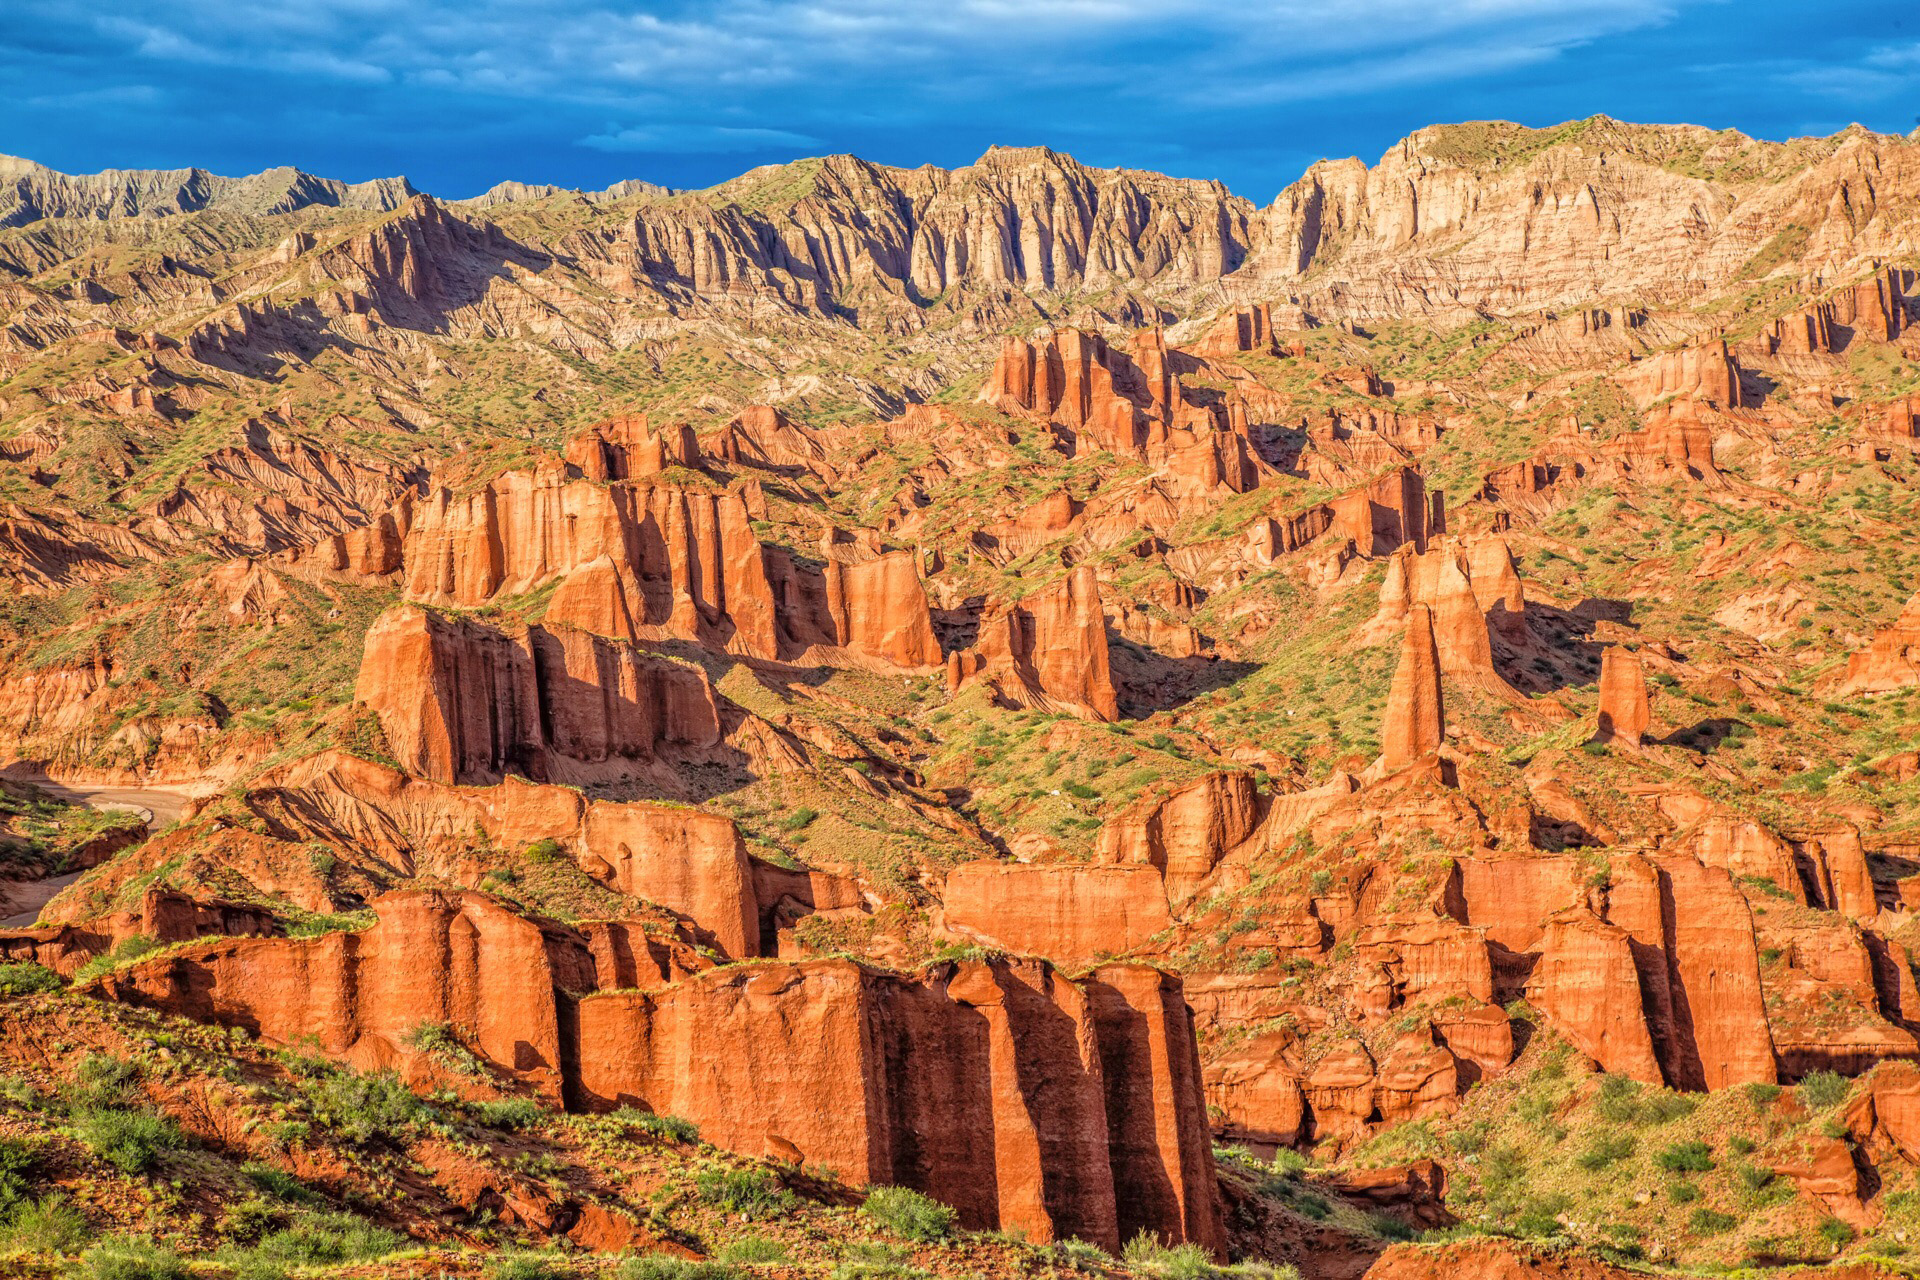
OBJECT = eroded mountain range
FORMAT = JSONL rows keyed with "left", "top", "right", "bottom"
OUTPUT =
{"left": 3, "top": 115, "right": 1920, "bottom": 1278}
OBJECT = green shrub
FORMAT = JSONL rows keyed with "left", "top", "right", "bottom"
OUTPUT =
{"left": 1818, "top": 1217, "right": 1857, "bottom": 1249}
{"left": 1269, "top": 1148, "right": 1309, "bottom": 1176}
{"left": 3, "top": 1192, "right": 91, "bottom": 1253}
{"left": 615, "top": 1109, "right": 698, "bottom": 1143}
{"left": 476, "top": 1097, "right": 546, "bottom": 1130}
{"left": 304, "top": 1070, "right": 425, "bottom": 1143}
{"left": 241, "top": 1162, "right": 314, "bottom": 1204}
{"left": 488, "top": 1253, "right": 578, "bottom": 1280}
{"left": 73, "top": 936, "right": 160, "bottom": 984}
{"left": 1368, "top": 1213, "right": 1416, "bottom": 1242}
{"left": 1736, "top": 1163, "right": 1774, "bottom": 1191}
{"left": 252, "top": 1212, "right": 401, "bottom": 1263}
{"left": 1594, "top": 1076, "right": 1642, "bottom": 1123}
{"left": 1668, "top": 1181, "right": 1701, "bottom": 1203}
{"left": 68, "top": 1054, "right": 141, "bottom": 1109}
{"left": 1689, "top": 1209, "right": 1736, "bottom": 1234}
{"left": 0, "top": 962, "right": 62, "bottom": 997}
{"left": 0, "top": 1137, "right": 33, "bottom": 1213}
{"left": 403, "top": 1021, "right": 486, "bottom": 1078}
{"left": 79, "top": 1238, "right": 191, "bottom": 1280}
{"left": 1798, "top": 1071, "right": 1850, "bottom": 1110}
{"left": 717, "top": 1235, "right": 788, "bottom": 1263}
{"left": 1654, "top": 1140, "right": 1715, "bottom": 1174}
{"left": 524, "top": 838, "right": 564, "bottom": 864}
{"left": 780, "top": 808, "right": 817, "bottom": 832}
{"left": 694, "top": 1167, "right": 794, "bottom": 1220}
{"left": 1054, "top": 1238, "right": 1117, "bottom": 1273}
{"left": 1122, "top": 1231, "right": 1217, "bottom": 1280}
{"left": 1576, "top": 1133, "right": 1636, "bottom": 1171}
{"left": 618, "top": 1258, "right": 742, "bottom": 1280}
{"left": 862, "top": 1186, "right": 956, "bottom": 1242}
{"left": 73, "top": 1108, "right": 183, "bottom": 1174}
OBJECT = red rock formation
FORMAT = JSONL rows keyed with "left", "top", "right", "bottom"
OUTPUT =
{"left": 1095, "top": 772, "right": 1260, "bottom": 903}
{"left": 575, "top": 956, "right": 1224, "bottom": 1252}
{"left": 1618, "top": 340, "right": 1740, "bottom": 408}
{"left": 1328, "top": 467, "right": 1443, "bottom": 557}
{"left": 1380, "top": 605, "right": 1445, "bottom": 771}
{"left": 948, "top": 566, "right": 1118, "bottom": 720}
{"left": 564, "top": 415, "right": 702, "bottom": 480}
{"left": 1840, "top": 593, "right": 1920, "bottom": 694}
{"left": 707, "top": 405, "right": 833, "bottom": 478}
{"left": 1188, "top": 304, "right": 1277, "bottom": 358}
{"left": 1595, "top": 646, "right": 1650, "bottom": 745}
{"left": 94, "top": 889, "right": 591, "bottom": 1099}
{"left": 942, "top": 862, "right": 1171, "bottom": 964}
{"left": 764, "top": 539, "right": 943, "bottom": 670}
{"left": 354, "top": 604, "right": 723, "bottom": 786}
{"left": 1206, "top": 1032, "right": 1305, "bottom": 1147}
{"left": 248, "top": 753, "right": 764, "bottom": 957}
{"left": 1525, "top": 909, "right": 1664, "bottom": 1083}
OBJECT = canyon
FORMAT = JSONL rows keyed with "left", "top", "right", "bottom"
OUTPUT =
{"left": 3, "top": 116, "right": 1920, "bottom": 1277}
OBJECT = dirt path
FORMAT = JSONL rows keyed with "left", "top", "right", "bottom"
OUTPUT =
{"left": 0, "top": 776, "right": 194, "bottom": 928}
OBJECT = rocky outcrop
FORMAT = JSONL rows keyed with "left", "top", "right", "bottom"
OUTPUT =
{"left": 1094, "top": 772, "right": 1261, "bottom": 903}
{"left": 397, "top": 466, "right": 937, "bottom": 670}
{"left": 354, "top": 604, "right": 724, "bottom": 786}
{"left": 948, "top": 566, "right": 1118, "bottom": 720}
{"left": 94, "top": 889, "right": 590, "bottom": 1099}
{"left": 1328, "top": 468, "right": 1443, "bottom": 558}
{"left": 1595, "top": 646, "right": 1650, "bottom": 744}
{"left": 942, "top": 862, "right": 1172, "bottom": 964}
{"left": 1841, "top": 594, "right": 1920, "bottom": 694}
{"left": 1380, "top": 605, "right": 1445, "bottom": 771}
{"left": 1188, "top": 304, "right": 1277, "bottom": 358}
{"left": 248, "top": 753, "right": 763, "bottom": 957}
{"left": 564, "top": 415, "right": 701, "bottom": 480}
{"left": 578, "top": 956, "right": 1223, "bottom": 1252}
{"left": 1618, "top": 341, "right": 1740, "bottom": 408}
{"left": 0, "top": 153, "right": 417, "bottom": 228}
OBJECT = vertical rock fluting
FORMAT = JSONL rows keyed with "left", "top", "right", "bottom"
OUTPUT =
{"left": 1596, "top": 646, "right": 1651, "bottom": 745}
{"left": 89, "top": 894, "right": 1224, "bottom": 1251}
{"left": 1381, "top": 604, "right": 1445, "bottom": 770}
{"left": 948, "top": 565, "right": 1119, "bottom": 720}
{"left": 354, "top": 604, "right": 723, "bottom": 785}
{"left": 575, "top": 956, "right": 1224, "bottom": 1253}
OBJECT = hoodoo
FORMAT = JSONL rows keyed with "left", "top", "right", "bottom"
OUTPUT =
{"left": 1381, "top": 603, "right": 1445, "bottom": 770}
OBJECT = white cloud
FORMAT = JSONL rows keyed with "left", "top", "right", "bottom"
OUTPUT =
{"left": 580, "top": 123, "right": 822, "bottom": 153}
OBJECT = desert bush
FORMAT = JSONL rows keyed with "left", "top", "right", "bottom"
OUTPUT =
{"left": 304, "top": 1069, "right": 426, "bottom": 1143}
{"left": 1654, "top": 1140, "right": 1714, "bottom": 1174}
{"left": 717, "top": 1235, "right": 788, "bottom": 1263}
{"left": 1577, "top": 1133, "right": 1636, "bottom": 1170}
{"left": 1797, "top": 1071, "right": 1850, "bottom": 1110}
{"left": 251, "top": 1211, "right": 401, "bottom": 1263}
{"left": 68, "top": 1053, "right": 141, "bottom": 1109}
{"left": 2, "top": 1192, "right": 91, "bottom": 1253}
{"left": 694, "top": 1167, "right": 795, "bottom": 1220}
{"left": 78, "top": 1238, "right": 191, "bottom": 1280}
{"left": 241, "top": 1162, "right": 314, "bottom": 1204}
{"left": 475, "top": 1097, "right": 546, "bottom": 1130}
{"left": 0, "top": 962, "right": 61, "bottom": 997}
{"left": 1123, "top": 1231, "right": 1218, "bottom": 1280}
{"left": 487, "top": 1252, "right": 578, "bottom": 1280}
{"left": 615, "top": 1109, "right": 699, "bottom": 1143}
{"left": 73, "top": 1108, "right": 182, "bottom": 1174}
{"left": 619, "top": 1258, "right": 743, "bottom": 1280}
{"left": 862, "top": 1185, "right": 956, "bottom": 1242}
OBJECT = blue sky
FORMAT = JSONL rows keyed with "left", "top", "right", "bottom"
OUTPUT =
{"left": 1, "top": 1, "right": 1915, "bottom": 204}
